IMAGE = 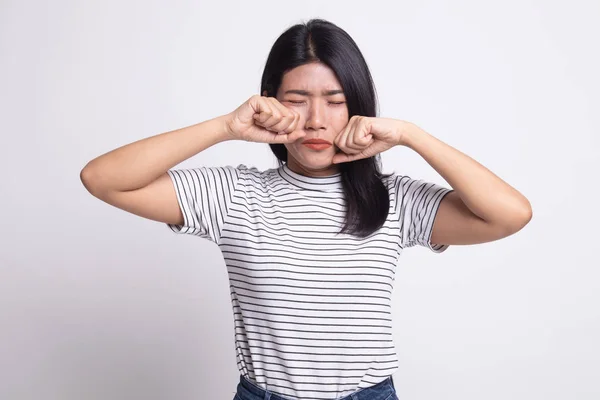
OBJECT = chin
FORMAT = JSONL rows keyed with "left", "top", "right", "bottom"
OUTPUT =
{"left": 299, "top": 153, "right": 333, "bottom": 166}
{"left": 286, "top": 146, "right": 337, "bottom": 170}
{"left": 298, "top": 157, "right": 336, "bottom": 171}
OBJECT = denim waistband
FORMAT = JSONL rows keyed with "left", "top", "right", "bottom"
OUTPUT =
{"left": 236, "top": 374, "right": 396, "bottom": 400}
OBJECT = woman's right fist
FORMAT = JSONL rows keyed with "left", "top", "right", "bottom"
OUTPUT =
{"left": 224, "top": 95, "right": 305, "bottom": 143}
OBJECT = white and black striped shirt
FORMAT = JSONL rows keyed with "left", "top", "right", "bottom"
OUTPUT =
{"left": 167, "top": 163, "right": 452, "bottom": 400}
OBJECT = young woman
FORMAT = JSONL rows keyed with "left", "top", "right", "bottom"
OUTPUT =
{"left": 81, "top": 19, "right": 532, "bottom": 400}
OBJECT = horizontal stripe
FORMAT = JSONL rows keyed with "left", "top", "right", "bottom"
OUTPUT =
{"left": 166, "top": 162, "right": 451, "bottom": 399}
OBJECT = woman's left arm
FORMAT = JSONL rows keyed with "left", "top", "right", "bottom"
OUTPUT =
{"left": 400, "top": 122, "right": 533, "bottom": 246}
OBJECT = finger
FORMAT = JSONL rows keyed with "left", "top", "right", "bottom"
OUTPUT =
{"left": 346, "top": 132, "right": 373, "bottom": 154}
{"left": 260, "top": 105, "right": 284, "bottom": 130}
{"left": 334, "top": 117, "right": 354, "bottom": 154}
{"left": 332, "top": 151, "right": 353, "bottom": 164}
{"left": 257, "top": 97, "right": 292, "bottom": 131}
{"left": 253, "top": 99, "right": 277, "bottom": 127}
{"left": 344, "top": 122, "right": 363, "bottom": 153}
{"left": 271, "top": 130, "right": 305, "bottom": 144}
{"left": 271, "top": 112, "right": 299, "bottom": 134}
{"left": 267, "top": 97, "right": 300, "bottom": 134}
{"left": 261, "top": 97, "right": 286, "bottom": 131}
{"left": 347, "top": 117, "right": 372, "bottom": 152}
{"left": 339, "top": 117, "right": 362, "bottom": 155}
{"left": 284, "top": 112, "right": 301, "bottom": 135}
{"left": 355, "top": 122, "right": 373, "bottom": 146}
{"left": 332, "top": 149, "right": 368, "bottom": 164}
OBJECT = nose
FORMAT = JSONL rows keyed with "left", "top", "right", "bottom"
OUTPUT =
{"left": 304, "top": 100, "right": 326, "bottom": 131}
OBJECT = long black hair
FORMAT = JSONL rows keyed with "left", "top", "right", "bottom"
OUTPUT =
{"left": 261, "top": 19, "right": 392, "bottom": 238}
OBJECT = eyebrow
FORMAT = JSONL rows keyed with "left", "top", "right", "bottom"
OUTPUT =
{"left": 283, "top": 89, "right": 344, "bottom": 96}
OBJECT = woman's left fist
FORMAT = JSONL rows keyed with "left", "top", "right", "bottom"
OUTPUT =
{"left": 332, "top": 116, "right": 409, "bottom": 164}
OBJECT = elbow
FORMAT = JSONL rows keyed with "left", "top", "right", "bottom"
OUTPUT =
{"left": 490, "top": 200, "right": 532, "bottom": 239}
{"left": 518, "top": 198, "right": 533, "bottom": 228}
{"left": 522, "top": 201, "right": 533, "bottom": 225}
{"left": 80, "top": 164, "right": 105, "bottom": 197}
{"left": 505, "top": 201, "right": 533, "bottom": 235}
{"left": 80, "top": 166, "right": 95, "bottom": 194}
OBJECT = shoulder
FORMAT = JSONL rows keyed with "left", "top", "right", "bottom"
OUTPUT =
{"left": 381, "top": 172, "right": 436, "bottom": 194}
{"left": 231, "top": 163, "right": 276, "bottom": 178}
{"left": 380, "top": 172, "right": 412, "bottom": 193}
{"left": 380, "top": 172, "right": 399, "bottom": 187}
{"left": 227, "top": 163, "right": 284, "bottom": 187}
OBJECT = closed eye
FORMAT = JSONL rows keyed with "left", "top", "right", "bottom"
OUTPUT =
{"left": 287, "top": 100, "right": 346, "bottom": 105}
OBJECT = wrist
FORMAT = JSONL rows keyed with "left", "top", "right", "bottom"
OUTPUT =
{"left": 215, "top": 113, "right": 237, "bottom": 142}
{"left": 397, "top": 121, "right": 423, "bottom": 148}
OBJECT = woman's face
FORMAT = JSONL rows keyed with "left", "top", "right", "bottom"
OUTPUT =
{"left": 272, "top": 62, "right": 349, "bottom": 177}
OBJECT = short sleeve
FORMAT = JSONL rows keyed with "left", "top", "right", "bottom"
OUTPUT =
{"left": 166, "top": 164, "right": 245, "bottom": 243}
{"left": 393, "top": 175, "right": 454, "bottom": 253}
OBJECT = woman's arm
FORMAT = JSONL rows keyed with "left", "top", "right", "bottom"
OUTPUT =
{"left": 80, "top": 115, "right": 232, "bottom": 225}
{"left": 400, "top": 123, "right": 533, "bottom": 245}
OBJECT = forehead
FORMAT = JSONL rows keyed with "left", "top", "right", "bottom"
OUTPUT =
{"left": 279, "top": 62, "right": 342, "bottom": 92}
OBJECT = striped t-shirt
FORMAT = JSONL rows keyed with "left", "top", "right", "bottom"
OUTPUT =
{"left": 166, "top": 163, "right": 452, "bottom": 400}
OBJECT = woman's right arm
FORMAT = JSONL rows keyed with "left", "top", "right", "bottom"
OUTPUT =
{"left": 80, "top": 114, "right": 233, "bottom": 226}
{"left": 80, "top": 95, "right": 304, "bottom": 226}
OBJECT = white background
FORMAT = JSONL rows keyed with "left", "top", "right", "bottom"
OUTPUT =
{"left": 1, "top": 1, "right": 598, "bottom": 399}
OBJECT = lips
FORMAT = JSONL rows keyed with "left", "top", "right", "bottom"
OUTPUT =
{"left": 302, "top": 139, "right": 332, "bottom": 145}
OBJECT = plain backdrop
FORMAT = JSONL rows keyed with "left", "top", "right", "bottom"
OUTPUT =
{"left": 1, "top": 1, "right": 598, "bottom": 399}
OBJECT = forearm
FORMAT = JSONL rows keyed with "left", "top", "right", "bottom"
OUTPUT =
{"left": 401, "top": 123, "right": 532, "bottom": 228}
{"left": 81, "top": 114, "right": 232, "bottom": 193}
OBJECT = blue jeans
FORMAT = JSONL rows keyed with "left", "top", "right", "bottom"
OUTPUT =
{"left": 234, "top": 374, "right": 398, "bottom": 400}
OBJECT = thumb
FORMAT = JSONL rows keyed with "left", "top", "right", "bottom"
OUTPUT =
{"left": 332, "top": 152, "right": 352, "bottom": 164}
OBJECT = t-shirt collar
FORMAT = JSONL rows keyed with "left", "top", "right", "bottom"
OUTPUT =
{"left": 278, "top": 163, "right": 343, "bottom": 192}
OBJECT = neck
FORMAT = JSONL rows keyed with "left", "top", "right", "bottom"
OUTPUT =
{"left": 286, "top": 158, "right": 340, "bottom": 177}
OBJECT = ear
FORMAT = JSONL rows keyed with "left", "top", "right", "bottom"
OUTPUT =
{"left": 262, "top": 90, "right": 268, "bottom": 97}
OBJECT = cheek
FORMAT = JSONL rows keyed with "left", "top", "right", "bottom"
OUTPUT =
{"left": 284, "top": 143, "right": 307, "bottom": 162}
{"left": 283, "top": 141, "right": 306, "bottom": 158}
{"left": 335, "top": 106, "right": 349, "bottom": 121}
{"left": 283, "top": 143, "right": 298, "bottom": 154}
{"left": 335, "top": 113, "right": 349, "bottom": 131}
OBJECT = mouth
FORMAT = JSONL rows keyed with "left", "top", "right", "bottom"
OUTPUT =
{"left": 302, "top": 139, "right": 333, "bottom": 150}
